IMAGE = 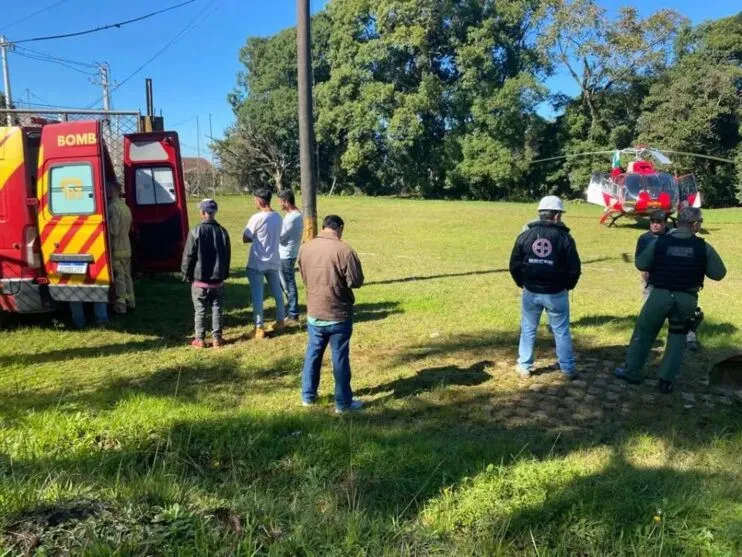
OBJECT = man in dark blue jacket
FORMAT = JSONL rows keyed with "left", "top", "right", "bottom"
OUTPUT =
{"left": 182, "top": 199, "right": 232, "bottom": 348}
{"left": 510, "top": 196, "right": 581, "bottom": 379}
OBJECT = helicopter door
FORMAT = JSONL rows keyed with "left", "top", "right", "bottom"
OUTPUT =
{"left": 677, "top": 174, "right": 701, "bottom": 208}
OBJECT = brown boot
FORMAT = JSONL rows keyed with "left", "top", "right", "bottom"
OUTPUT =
{"left": 253, "top": 327, "right": 266, "bottom": 340}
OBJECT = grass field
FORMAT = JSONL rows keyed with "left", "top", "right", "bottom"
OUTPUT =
{"left": 1, "top": 196, "right": 741, "bottom": 556}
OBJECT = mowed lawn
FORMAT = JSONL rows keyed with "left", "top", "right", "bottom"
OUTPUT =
{"left": 1, "top": 196, "right": 741, "bottom": 555}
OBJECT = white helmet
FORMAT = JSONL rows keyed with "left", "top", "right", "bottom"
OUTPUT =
{"left": 537, "top": 195, "right": 565, "bottom": 213}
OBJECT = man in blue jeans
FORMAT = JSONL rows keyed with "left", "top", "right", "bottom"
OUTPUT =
{"left": 509, "top": 196, "right": 582, "bottom": 379}
{"left": 278, "top": 189, "right": 304, "bottom": 324}
{"left": 298, "top": 215, "right": 365, "bottom": 413}
{"left": 243, "top": 188, "right": 286, "bottom": 340}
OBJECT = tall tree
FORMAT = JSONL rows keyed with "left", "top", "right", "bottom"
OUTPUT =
{"left": 637, "top": 13, "right": 742, "bottom": 206}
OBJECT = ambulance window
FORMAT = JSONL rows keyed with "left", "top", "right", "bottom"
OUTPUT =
{"left": 49, "top": 163, "right": 95, "bottom": 215}
{"left": 135, "top": 167, "right": 176, "bottom": 205}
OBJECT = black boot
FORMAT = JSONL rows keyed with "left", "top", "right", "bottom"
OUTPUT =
{"left": 658, "top": 379, "right": 674, "bottom": 394}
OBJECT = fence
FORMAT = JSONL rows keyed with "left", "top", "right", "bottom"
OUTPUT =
{"left": 0, "top": 109, "right": 141, "bottom": 183}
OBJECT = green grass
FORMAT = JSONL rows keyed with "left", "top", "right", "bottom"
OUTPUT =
{"left": 1, "top": 196, "right": 741, "bottom": 555}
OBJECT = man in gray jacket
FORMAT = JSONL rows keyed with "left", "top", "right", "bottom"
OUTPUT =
{"left": 182, "top": 199, "right": 232, "bottom": 348}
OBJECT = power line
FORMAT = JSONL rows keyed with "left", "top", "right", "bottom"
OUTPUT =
{"left": 12, "top": 50, "right": 97, "bottom": 76}
{"left": 84, "top": 0, "right": 220, "bottom": 109}
{"left": 10, "top": 0, "right": 196, "bottom": 45}
{"left": 170, "top": 115, "right": 197, "bottom": 128}
{"left": 15, "top": 45, "right": 95, "bottom": 68}
{"left": 0, "top": 0, "right": 71, "bottom": 32}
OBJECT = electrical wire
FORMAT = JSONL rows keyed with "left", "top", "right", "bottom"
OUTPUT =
{"left": 170, "top": 115, "right": 197, "bottom": 128}
{"left": 12, "top": 50, "right": 97, "bottom": 76}
{"left": 84, "top": 0, "right": 221, "bottom": 109}
{"left": 0, "top": 0, "right": 71, "bottom": 32}
{"left": 10, "top": 0, "right": 196, "bottom": 44}
{"left": 15, "top": 45, "right": 95, "bottom": 68}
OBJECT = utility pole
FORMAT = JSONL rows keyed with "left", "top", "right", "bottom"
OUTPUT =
{"left": 196, "top": 115, "right": 202, "bottom": 197}
{"left": 99, "top": 63, "right": 111, "bottom": 111}
{"left": 0, "top": 36, "right": 13, "bottom": 126}
{"left": 296, "top": 0, "right": 318, "bottom": 241}
{"left": 209, "top": 113, "right": 216, "bottom": 198}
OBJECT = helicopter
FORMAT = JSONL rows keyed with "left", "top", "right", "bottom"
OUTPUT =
{"left": 533, "top": 146, "right": 734, "bottom": 226}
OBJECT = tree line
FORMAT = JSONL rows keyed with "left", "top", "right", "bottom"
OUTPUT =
{"left": 213, "top": 0, "right": 742, "bottom": 207}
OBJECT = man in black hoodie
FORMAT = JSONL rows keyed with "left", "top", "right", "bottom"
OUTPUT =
{"left": 182, "top": 199, "right": 232, "bottom": 348}
{"left": 509, "top": 196, "right": 582, "bottom": 379}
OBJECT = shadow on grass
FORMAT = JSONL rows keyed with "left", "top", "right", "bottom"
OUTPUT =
{"left": 357, "top": 360, "right": 494, "bottom": 400}
{"left": 364, "top": 256, "right": 619, "bottom": 287}
{"left": 1, "top": 327, "right": 741, "bottom": 553}
{"left": 0, "top": 300, "right": 403, "bottom": 367}
{"left": 573, "top": 314, "right": 738, "bottom": 336}
{"left": 0, "top": 354, "right": 303, "bottom": 420}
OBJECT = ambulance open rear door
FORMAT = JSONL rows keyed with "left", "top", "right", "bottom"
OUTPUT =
{"left": 36, "top": 121, "right": 112, "bottom": 304}
{"left": 123, "top": 132, "right": 189, "bottom": 273}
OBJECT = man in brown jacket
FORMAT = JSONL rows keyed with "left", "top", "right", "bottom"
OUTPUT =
{"left": 298, "top": 215, "right": 365, "bottom": 414}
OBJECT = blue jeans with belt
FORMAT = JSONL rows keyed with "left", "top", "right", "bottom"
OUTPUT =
{"left": 517, "top": 289, "right": 575, "bottom": 374}
{"left": 301, "top": 320, "right": 353, "bottom": 409}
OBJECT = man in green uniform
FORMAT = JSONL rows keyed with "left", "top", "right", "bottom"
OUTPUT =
{"left": 615, "top": 207, "right": 726, "bottom": 393}
{"left": 107, "top": 181, "right": 135, "bottom": 314}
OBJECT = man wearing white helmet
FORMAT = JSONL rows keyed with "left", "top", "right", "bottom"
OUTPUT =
{"left": 509, "top": 196, "right": 582, "bottom": 379}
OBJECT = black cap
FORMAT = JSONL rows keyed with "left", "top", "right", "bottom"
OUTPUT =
{"left": 649, "top": 210, "right": 667, "bottom": 221}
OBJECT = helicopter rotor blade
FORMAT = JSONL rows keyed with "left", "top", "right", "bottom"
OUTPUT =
{"left": 648, "top": 148, "right": 672, "bottom": 165}
{"left": 659, "top": 150, "right": 735, "bottom": 164}
{"left": 530, "top": 150, "right": 615, "bottom": 164}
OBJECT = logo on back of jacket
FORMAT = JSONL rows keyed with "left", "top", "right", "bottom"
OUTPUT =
{"left": 529, "top": 238, "right": 554, "bottom": 265}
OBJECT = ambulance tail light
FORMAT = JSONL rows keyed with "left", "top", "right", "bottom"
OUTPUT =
{"left": 24, "top": 226, "right": 42, "bottom": 269}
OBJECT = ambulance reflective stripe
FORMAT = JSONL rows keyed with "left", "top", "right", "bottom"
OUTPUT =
{"left": 0, "top": 129, "right": 23, "bottom": 194}
{"left": 36, "top": 152, "right": 110, "bottom": 292}
{"left": 57, "top": 224, "right": 108, "bottom": 286}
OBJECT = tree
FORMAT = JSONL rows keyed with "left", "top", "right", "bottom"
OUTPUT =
{"left": 540, "top": 0, "right": 685, "bottom": 139}
{"left": 637, "top": 13, "right": 742, "bottom": 207}
{"left": 217, "top": 13, "right": 331, "bottom": 192}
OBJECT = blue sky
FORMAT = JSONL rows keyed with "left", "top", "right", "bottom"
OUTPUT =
{"left": 1, "top": 0, "right": 739, "bottom": 158}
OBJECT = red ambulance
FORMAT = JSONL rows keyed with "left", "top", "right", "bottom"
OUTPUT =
{"left": 0, "top": 120, "right": 189, "bottom": 322}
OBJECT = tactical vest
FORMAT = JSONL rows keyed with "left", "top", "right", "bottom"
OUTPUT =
{"left": 649, "top": 234, "right": 706, "bottom": 292}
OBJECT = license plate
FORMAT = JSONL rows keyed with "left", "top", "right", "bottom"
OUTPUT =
{"left": 58, "top": 262, "right": 88, "bottom": 275}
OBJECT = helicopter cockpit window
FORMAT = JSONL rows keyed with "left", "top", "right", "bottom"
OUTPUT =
{"left": 623, "top": 174, "right": 642, "bottom": 201}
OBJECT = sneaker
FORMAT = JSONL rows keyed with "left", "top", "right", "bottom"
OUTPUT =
{"left": 515, "top": 366, "right": 533, "bottom": 379}
{"left": 658, "top": 379, "right": 674, "bottom": 394}
{"left": 212, "top": 338, "right": 226, "bottom": 348}
{"left": 686, "top": 333, "right": 700, "bottom": 351}
{"left": 285, "top": 317, "right": 301, "bottom": 327}
{"left": 253, "top": 327, "right": 266, "bottom": 340}
{"left": 191, "top": 339, "right": 206, "bottom": 349}
{"left": 335, "top": 400, "right": 364, "bottom": 414}
{"left": 614, "top": 367, "right": 642, "bottom": 385}
{"left": 301, "top": 400, "right": 315, "bottom": 407}
{"left": 273, "top": 320, "right": 286, "bottom": 332}
{"left": 561, "top": 371, "right": 578, "bottom": 381}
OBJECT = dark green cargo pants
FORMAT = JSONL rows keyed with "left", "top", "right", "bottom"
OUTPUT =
{"left": 624, "top": 287, "right": 697, "bottom": 382}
